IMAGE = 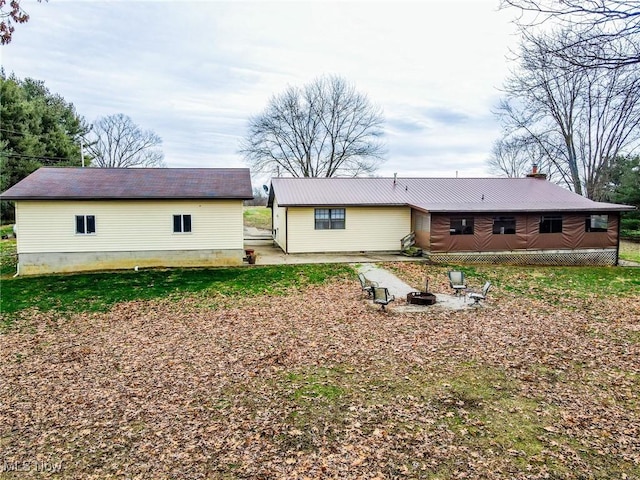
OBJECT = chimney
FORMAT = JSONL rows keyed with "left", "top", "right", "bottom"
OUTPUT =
{"left": 526, "top": 163, "right": 547, "bottom": 180}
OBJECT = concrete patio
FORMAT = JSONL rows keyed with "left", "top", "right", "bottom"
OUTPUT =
{"left": 243, "top": 237, "right": 421, "bottom": 266}
{"left": 243, "top": 231, "right": 472, "bottom": 311}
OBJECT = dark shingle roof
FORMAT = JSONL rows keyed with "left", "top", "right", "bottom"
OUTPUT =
{"left": 269, "top": 177, "right": 634, "bottom": 213}
{"left": 0, "top": 167, "right": 254, "bottom": 200}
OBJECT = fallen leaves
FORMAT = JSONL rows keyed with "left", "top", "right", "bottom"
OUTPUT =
{"left": 0, "top": 266, "right": 639, "bottom": 479}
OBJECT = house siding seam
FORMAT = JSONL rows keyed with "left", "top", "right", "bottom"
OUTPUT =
{"left": 286, "top": 206, "right": 411, "bottom": 254}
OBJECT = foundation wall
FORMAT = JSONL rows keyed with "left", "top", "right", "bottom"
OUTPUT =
{"left": 17, "top": 248, "right": 244, "bottom": 275}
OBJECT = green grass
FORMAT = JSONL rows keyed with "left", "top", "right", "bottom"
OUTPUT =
{"left": 0, "top": 238, "right": 17, "bottom": 276}
{"left": 0, "top": 263, "right": 352, "bottom": 318}
{"left": 619, "top": 240, "right": 640, "bottom": 263}
{"left": 271, "top": 360, "right": 637, "bottom": 477}
{"left": 287, "top": 368, "right": 346, "bottom": 402}
{"left": 275, "top": 362, "right": 572, "bottom": 473}
{"left": 445, "top": 264, "right": 639, "bottom": 299}
{"left": 243, "top": 206, "right": 272, "bottom": 230}
{"left": 432, "top": 365, "right": 547, "bottom": 455}
{"left": 0, "top": 224, "right": 14, "bottom": 237}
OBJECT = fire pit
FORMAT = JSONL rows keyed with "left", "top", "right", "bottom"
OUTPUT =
{"left": 407, "top": 292, "right": 437, "bottom": 305}
{"left": 406, "top": 278, "right": 437, "bottom": 305}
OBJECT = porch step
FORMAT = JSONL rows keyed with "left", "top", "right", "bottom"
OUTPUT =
{"left": 401, "top": 246, "right": 423, "bottom": 257}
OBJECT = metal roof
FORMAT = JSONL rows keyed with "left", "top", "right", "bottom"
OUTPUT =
{"left": 0, "top": 167, "right": 254, "bottom": 200}
{"left": 268, "top": 177, "right": 634, "bottom": 212}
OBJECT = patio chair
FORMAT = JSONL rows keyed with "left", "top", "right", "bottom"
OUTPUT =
{"left": 358, "top": 273, "right": 378, "bottom": 297}
{"left": 447, "top": 270, "right": 467, "bottom": 296}
{"left": 468, "top": 281, "right": 491, "bottom": 306}
{"left": 372, "top": 286, "right": 395, "bottom": 311}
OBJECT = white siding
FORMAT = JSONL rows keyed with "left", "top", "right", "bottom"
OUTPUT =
{"left": 286, "top": 206, "right": 411, "bottom": 253}
{"left": 16, "top": 200, "right": 244, "bottom": 254}
{"left": 272, "top": 199, "right": 287, "bottom": 252}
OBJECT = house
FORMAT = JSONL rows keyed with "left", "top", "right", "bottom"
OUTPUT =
{"left": 267, "top": 173, "right": 634, "bottom": 266}
{"left": 0, "top": 167, "right": 253, "bottom": 275}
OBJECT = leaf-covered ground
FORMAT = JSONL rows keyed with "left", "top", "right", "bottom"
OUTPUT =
{"left": 1, "top": 264, "right": 639, "bottom": 479}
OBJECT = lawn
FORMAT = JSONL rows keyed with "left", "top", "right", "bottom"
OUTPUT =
{"left": 0, "top": 224, "right": 14, "bottom": 237}
{"left": 243, "top": 205, "right": 272, "bottom": 230}
{"left": 0, "top": 263, "right": 639, "bottom": 479}
{"left": 0, "top": 263, "right": 352, "bottom": 319}
{"left": 620, "top": 239, "right": 640, "bottom": 263}
{"left": 0, "top": 237, "right": 17, "bottom": 277}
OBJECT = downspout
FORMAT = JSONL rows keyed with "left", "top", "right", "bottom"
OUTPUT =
{"left": 285, "top": 207, "right": 289, "bottom": 254}
{"left": 12, "top": 217, "right": 19, "bottom": 276}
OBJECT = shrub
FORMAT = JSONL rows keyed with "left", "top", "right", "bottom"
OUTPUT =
{"left": 621, "top": 218, "right": 640, "bottom": 231}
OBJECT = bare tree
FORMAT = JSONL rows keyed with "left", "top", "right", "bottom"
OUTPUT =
{"left": 86, "top": 114, "right": 165, "bottom": 168}
{"left": 494, "top": 29, "right": 640, "bottom": 199}
{"left": 240, "top": 75, "right": 385, "bottom": 178}
{"left": 489, "top": 137, "right": 527, "bottom": 178}
{"left": 488, "top": 135, "right": 562, "bottom": 180}
{"left": 244, "top": 187, "right": 268, "bottom": 206}
{"left": 501, "top": 0, "right": 640, "bottom": 69}
{"left": 1, "top": 0, "right": 45, "bottom": 45}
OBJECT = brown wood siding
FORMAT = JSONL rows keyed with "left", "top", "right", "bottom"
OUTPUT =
{"left": 429, "top": 212, "right": 619, "bottom": 253}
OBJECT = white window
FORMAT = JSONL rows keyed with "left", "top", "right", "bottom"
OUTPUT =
{"left": 314, "top": 208, "right": 345, "bottom": 230}
{"left": 75, "top": 215, "right": 96, "bottom": 235}
{"left": 173, "top": 214, "right": 192, "bottom": 233}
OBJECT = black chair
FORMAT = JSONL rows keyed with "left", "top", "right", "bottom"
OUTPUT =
{"left": 372, "top": 286, "right": 395, "bottom": 311}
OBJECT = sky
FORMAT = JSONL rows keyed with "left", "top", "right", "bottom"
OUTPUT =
{"left": 1, "top": 0, "right": 520, "bottom": 186}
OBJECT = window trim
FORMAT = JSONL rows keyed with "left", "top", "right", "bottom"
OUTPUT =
{"left": 75, "top": 215, "right": 96, "bottom": 235}
{"left": 314, "top": 208, "right": 346, "bottom": 230}
{"left": 539, "top": 215, "right": 563, "bottom": 234}
{"left": 173, "top": 214, "right": 192, "bottom": 234}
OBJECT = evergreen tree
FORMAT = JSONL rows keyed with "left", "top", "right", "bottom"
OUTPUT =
{"left": 0, "top": 71, "right": 89, "bottom": 220}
